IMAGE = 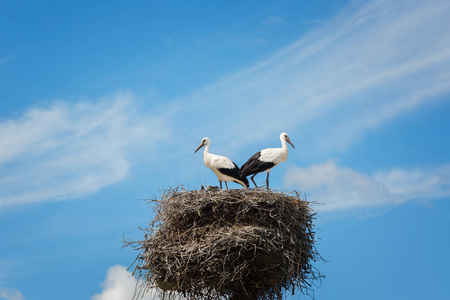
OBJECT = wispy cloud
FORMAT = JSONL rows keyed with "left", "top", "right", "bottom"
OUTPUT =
{"left": 174, "top": 0, "right": 450, "bottom": 154}
{"left": 285, "top": 160, "right": 450, "bottom": 211}
{"left": 0, "top": 57, "right": 12, "bottom": 67}
{"left": 0, "top": 93, "right": 169, "bottom": 209}
{"left": 92, "top": 265, "right": 164, "bottom": 300}
{"left": 0, "top": 287, "right": 24, "bottom": 300}
{"left": 263, "top": 16, "right": 288, "bottom": 26}
{"left": 2, "top": 0, "right": 450, "bottom": 208}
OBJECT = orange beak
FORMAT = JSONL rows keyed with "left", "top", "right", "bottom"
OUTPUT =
{"left": 287, "top": 138, "right": 295, "bottom": 149}
{"left": 194, "top": 142, "right": 204, "bottom": 153}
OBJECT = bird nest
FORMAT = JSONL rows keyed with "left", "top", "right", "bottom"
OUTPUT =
{"left": 126, "top": 187, "right": 323, "bottom": 300}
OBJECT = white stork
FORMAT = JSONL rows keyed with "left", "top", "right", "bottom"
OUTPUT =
{"left": 240, "top": 132, "right": 295, "bottom": 189}
{"left": 195, "top": 137, "right": 249, "bottom": 189}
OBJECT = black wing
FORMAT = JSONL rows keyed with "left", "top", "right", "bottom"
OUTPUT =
{"left": 218, "top": 161, "right": 249, "bottom": 187}
{"left": 240, "top": 152, "right": 275, "bottom": 177}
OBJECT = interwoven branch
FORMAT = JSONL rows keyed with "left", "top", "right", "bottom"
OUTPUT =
{"left": 126, "top": 187, "right": 323, "bottom": 300}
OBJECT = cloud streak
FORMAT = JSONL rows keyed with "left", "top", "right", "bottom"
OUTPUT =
{"left": 174, "top": 0, "right": 450, "bottom": 155}
{"left": 263, "top": 16, "right": 288, "bottom": 26}
{"left": 285, "top": 160, "right": 450, "bottom": 211}
{"left": 0, "top": 287, "right": 24, "bottom": 300}
{"left": 2, "top": 0, "right": 450, "bottom": 208}
{"left": 92, "top": 265, "right": 169, "bottom": 300}
{"left": 0, "top": 57, "right": 12, "bottom": 67}
{"left": 0, "top": 93, "right": 169, "bottom": 209}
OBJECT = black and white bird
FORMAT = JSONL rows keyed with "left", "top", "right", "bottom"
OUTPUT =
{"left": 195, "top": 137, "right": 249, "bottom": 189}
{"left": 240, "top": 132, "right": 295, "bottom": 189}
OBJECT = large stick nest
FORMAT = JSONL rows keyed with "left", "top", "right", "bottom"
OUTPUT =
{"left": 127, "top": 187, "right": 322, "bottom": 299}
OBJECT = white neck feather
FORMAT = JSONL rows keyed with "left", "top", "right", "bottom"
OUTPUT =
{"left": 280, "top": 136, "right": 287, "bottom": 149}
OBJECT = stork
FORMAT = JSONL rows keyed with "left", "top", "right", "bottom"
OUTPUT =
{"left": 195, "top": 137, "right": 249, "bottom": 189}
{"left": 240, "top": 132, "right": 295, "bottom": 189}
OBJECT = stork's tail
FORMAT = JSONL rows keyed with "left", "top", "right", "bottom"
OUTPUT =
{"left": 238, "top": 162, "right": 251, "bottom": 188}
{"left": 239, "top": 160, "right": 252, "bottom": 178}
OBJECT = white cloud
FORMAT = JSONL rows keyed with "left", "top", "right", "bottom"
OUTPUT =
{"left": 263, "top": 16, "right": 288, "bottom": 26}
{"left": 175, "top": 0, "right": 450, "bottom": 155}
{"left": 3, "top": 0, "right": 450, "bottom": 208}
{"left": 92, "top": 265, "right": 160, "bottom": 300}
{"left": 285, "top": 160, "right": 450, "bottom": 211}
{"left": 374, "top": 165, "right": 450, "bottom": 203}
{"left": 0, "top": 287, "right": 24, "bottom": 300}
{"left": 0, "top": 93, "right": 169, "bottom": 209}
{"left": 0, "top": 57, "right": 12, "bottom": 67}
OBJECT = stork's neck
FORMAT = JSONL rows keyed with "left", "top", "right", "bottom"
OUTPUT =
{"left": 202, "top": 144, "right": 211, "bottom": 167}
{"left": 280, "top": 137, "right": 288, "bottom": 150}
{"left": 279, "top": 137, "right": 289, "bottom": 162}
{"left": 203, "top": 144, "right": 210, "bottom": 157}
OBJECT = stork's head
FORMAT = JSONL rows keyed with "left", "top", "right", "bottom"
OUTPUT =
{"left": 194, "top": 137, "right": 210, "bottom": 153}
{"left": 280, "top": 132, "right": 295, "bottom": 149}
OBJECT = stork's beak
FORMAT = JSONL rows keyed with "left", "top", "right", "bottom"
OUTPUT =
{"left": 287, "top": 138, "right": 295, "bottom": 149}
{"left": 194, "top": 142, "right": 204, "bottom": 153}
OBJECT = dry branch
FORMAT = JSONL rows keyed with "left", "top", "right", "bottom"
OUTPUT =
{"left": 126, "top": 187, "right": 323, "bottom": 299}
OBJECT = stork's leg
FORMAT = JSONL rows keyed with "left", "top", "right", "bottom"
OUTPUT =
{"left": 225, "top": 181, "right": 229, "bottom": 190}
{"left": 219, "top": 181, "right": 223, "bottom": 189}
{"left": 250, "top": 174, "right": 258, "bottom": 188}
{"left": 266, "top": 172, "right": 270, "bottom": 189}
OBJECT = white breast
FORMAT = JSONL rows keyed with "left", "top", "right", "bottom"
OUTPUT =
{"left": 259, "top": 148, "right": 287, "bottom": 165}
{"left": 204, "top": 152, "right": 235, "bottom": 170}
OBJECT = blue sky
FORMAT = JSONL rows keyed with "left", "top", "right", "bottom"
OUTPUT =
{"left": 1, "top": 0, "right": 450, "bottom": 299}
